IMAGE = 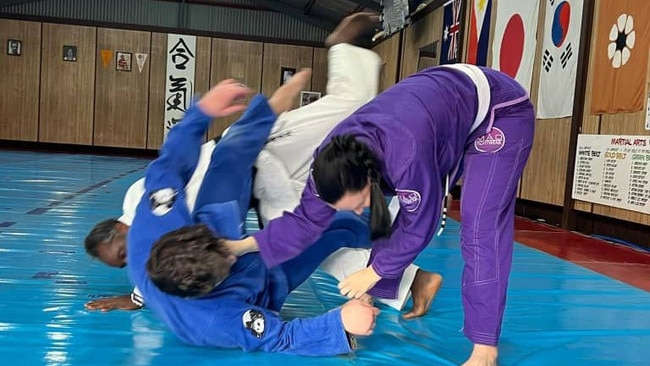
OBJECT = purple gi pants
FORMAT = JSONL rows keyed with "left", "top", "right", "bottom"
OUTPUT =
{"left": 459, "top": 79, "right": 535, "bottom": 346}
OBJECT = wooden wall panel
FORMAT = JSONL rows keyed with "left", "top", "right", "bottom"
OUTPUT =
{"left": 579, "top": 0, "right": 602, "bottom": 136}
{"left": 194, "top": 36, "right": 212, "bottom": 143}
{"left": 311, "top": 47, "right": 328, "bottom": 96}
{"left": 39, "top": 23, "right": 95, "bottom": 145}
{"left": 573, "top": 195, "right": 594, "bottom": 212}
{"left": 261, "top": 43, "right": 313, "bottom": 109}
{"left": 418, "top": 56, "right": 437, "bottom": 71}
{"left": 194, "top": 36, "right": 213, "bottom": 104}
{"left": 573, "top": 0, "right": 602, "bottom": 213}
{"left": 0, "top": 19, "right": 40, "bottom": 141}
{"left": 592, "top": 199, "right": 650, "bottom": 225}
{"left": 519, "top": 0, "right": 570, "bottom": 205}
{"left": 93, "top": 28, "right": 150, "bottom": 148}
{"left": 208, "top": 38, "right": 263, "bottom": 139}
{"left": 599, "top": 111, "right": 648, "bottom": 136}
{"left": 400, "top": 8, "right": 443, "bottom": 80}
{"left": 519, "top": 118, "right": 572, "bottom": 205}
{"left": 146, "top": 32, "right": 166, "bottom": 150}
{"left": 372, "top": 35, "right": 400, "bottom": 92}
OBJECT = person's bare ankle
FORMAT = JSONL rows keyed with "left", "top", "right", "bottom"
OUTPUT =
{"left": 403, "top": 270, "right": 442, "bottom": 319}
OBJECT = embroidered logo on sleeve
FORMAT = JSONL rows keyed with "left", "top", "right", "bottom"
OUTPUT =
{"left": 396, "top": 189, "right": 421, "bottom": 212}
{"left": 474, "top": 127, "right": 506, "bottom": 153}
{"left": 149, "top": 188, "right": 177, "bottom": 216}
{"left": 242, "top": 309, "right": 265, "bottom": 338}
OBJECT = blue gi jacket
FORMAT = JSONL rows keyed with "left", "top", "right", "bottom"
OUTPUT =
{"left": 127, "top": 95, "right": 352, "bottom": 356}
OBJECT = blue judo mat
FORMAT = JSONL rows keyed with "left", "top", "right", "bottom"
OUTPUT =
{"left": 0, "top": 150, "right": 648, "bottom": 365}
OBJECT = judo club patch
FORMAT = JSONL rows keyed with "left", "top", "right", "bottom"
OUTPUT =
{"left": 243, "top": 309, "right": 265, "bottom": 338}
{"left": 149, "top": 188, "right": 177, "bottom": 216}
{"left": 474, "top": 127, "right": 505, "bottom": 153}
{"left": 396, "top": 189, "right": 421, "bottom": 212}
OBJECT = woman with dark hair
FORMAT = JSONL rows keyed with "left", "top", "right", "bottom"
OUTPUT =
{"left": 226, "top": 63, "right": 536, "bottom": 366}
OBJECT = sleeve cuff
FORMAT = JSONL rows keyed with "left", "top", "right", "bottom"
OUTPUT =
{"left": 371, "top": 262, "right": 402, "bottom": 280}
{"left": 130, "top": 288, "right": 145, "bottom": 307}
{"left": 327, "top": 308, "right": 354, "bottom": 354}
{"left": 252, "top": 232, "right": 279, "bottom": 268}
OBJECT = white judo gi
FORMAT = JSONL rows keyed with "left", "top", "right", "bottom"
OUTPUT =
{"left": 253, "top": 43, "right": 419, "bottom": 310}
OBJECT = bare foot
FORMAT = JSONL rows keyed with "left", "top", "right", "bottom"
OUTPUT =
{"left": 325, "top": 12, "right": 381, "bottom": 47}
{"left": 462, "top": 345, "right": 498, "bottom": 366}
{"left": 268, "top": 68, "right": 311, "bottom": 115}
{"left": 403, "top": 270, "right": 442, "bottom": 319}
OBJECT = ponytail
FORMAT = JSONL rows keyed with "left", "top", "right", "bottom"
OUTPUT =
{"left": 369, "top": 180, "right": 391, "bottom": 240}
{"left": 365, "top": 155, "right": 391, "bottom": 240}
{"left": 313, "top": 134, "right": 392, "bottom": 240}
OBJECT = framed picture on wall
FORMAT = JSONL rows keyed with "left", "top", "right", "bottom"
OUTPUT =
{"left": 280, "top": 67, "right": 296, "bottom": 86}
{"left": 116, "top": 51, "right": 132, "bottom": 72}
{"left": 300, "top": 91, "right": 321, "bottom": 107}
{"left": 63, "top": 45, "right": 77, "bottom": 62}
{"left": 7, "top": 39, "right": 21, "bottom": 56}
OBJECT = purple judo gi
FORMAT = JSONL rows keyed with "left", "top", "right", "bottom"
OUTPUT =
{"left": 252, "top": 63, "right": 535, "bottom": 346}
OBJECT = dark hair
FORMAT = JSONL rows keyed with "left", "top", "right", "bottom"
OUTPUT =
{"left": 85, "top": 218, "right": 120, "bottom": 258}
{"left": 146, "top": 224, "right": 233, "bottom": 298}
{"left": 312, "top": 134, "right": 391, "bottom": 240}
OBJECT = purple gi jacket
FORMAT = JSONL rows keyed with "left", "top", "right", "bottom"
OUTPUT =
{"left": 253, "top": 65, "right": 526, "bottom": 299}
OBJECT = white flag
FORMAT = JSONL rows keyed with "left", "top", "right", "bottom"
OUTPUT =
{"left": 491, "top": 0, "right": 540, "bottom": 93}
{"left": 537, "top": 0, "right": 584, "bottom": 119}
{"left": 135, "top": 53, "right": 148, "bottom": 73}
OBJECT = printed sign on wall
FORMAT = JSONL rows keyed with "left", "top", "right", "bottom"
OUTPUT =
{"left": 572, "top": 134, "right": 650, "bottom": 214}
{"left": 164, "top": 34, "right": 197, "bottom": 140}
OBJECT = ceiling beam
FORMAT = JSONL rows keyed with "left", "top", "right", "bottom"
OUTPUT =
{"left": 303, "top": 0, "right": 317, "bottom": 15}
{"left": 0, "top": 0, "right": 46, "bottom": 7}
{"left": 156, "top": 0, "right": 268, "bottom": 11}
{"left": 347, "top": 0, "right": 382, "bottom": 12}
{"left": 255, "top": 0, "right": 337, "bottom": 32}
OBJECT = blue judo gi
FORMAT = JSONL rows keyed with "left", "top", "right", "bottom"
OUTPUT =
{"left": 127, "top": 95, "right": 371, "bottom": 356}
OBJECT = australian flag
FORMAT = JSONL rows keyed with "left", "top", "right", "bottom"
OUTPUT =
{"left": 441, "top": 0, "right": 463, "bottom": 64}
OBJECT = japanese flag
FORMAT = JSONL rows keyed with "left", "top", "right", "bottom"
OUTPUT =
{"left": 491, "top": 0, "right": 540, "bottom": 93}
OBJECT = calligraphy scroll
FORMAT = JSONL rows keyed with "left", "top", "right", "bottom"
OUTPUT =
{"left": 164, "top": 34, "right": 197, "bottom": 140}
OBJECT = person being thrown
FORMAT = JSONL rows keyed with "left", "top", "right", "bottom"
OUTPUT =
{"left": 84, "top": 12, "right": 442, "bottom": 319}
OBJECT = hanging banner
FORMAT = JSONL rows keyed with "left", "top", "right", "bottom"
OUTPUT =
{"left": 590, "top": 0, "right": 650, "bottom": 114}
{"left": 164, "top": 34, "right": 196, "bottom": 141}
{"left": 100, "top": 49, "right": 113, "bottom": 69}
{"left": 440, "top": 0, "right": 463, "bottom": 65}
{"left": 537, "top": 0, "right": 584, "bottom": 119}
{"left": 467, "top": 0, "right": 492, "bottom": 66}
{"left": 491, "top": 0, "right": 540, "bottom": 93}
{"left": 135, "top": 53, "right": 148, "bottom": 73}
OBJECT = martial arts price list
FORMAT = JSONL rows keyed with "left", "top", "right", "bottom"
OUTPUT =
{"left": 572, "top": 134, "right": 650, "bottom": 214}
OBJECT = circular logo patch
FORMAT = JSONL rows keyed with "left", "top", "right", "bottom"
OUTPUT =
{"left": 474, "top": 127, "right": 506, "bottom": 153}
{"left": 149, "top": 188, "right": 177, "bottom": 216}
{"left": 242, "top": 309, "right": 265, "bottom": 338}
